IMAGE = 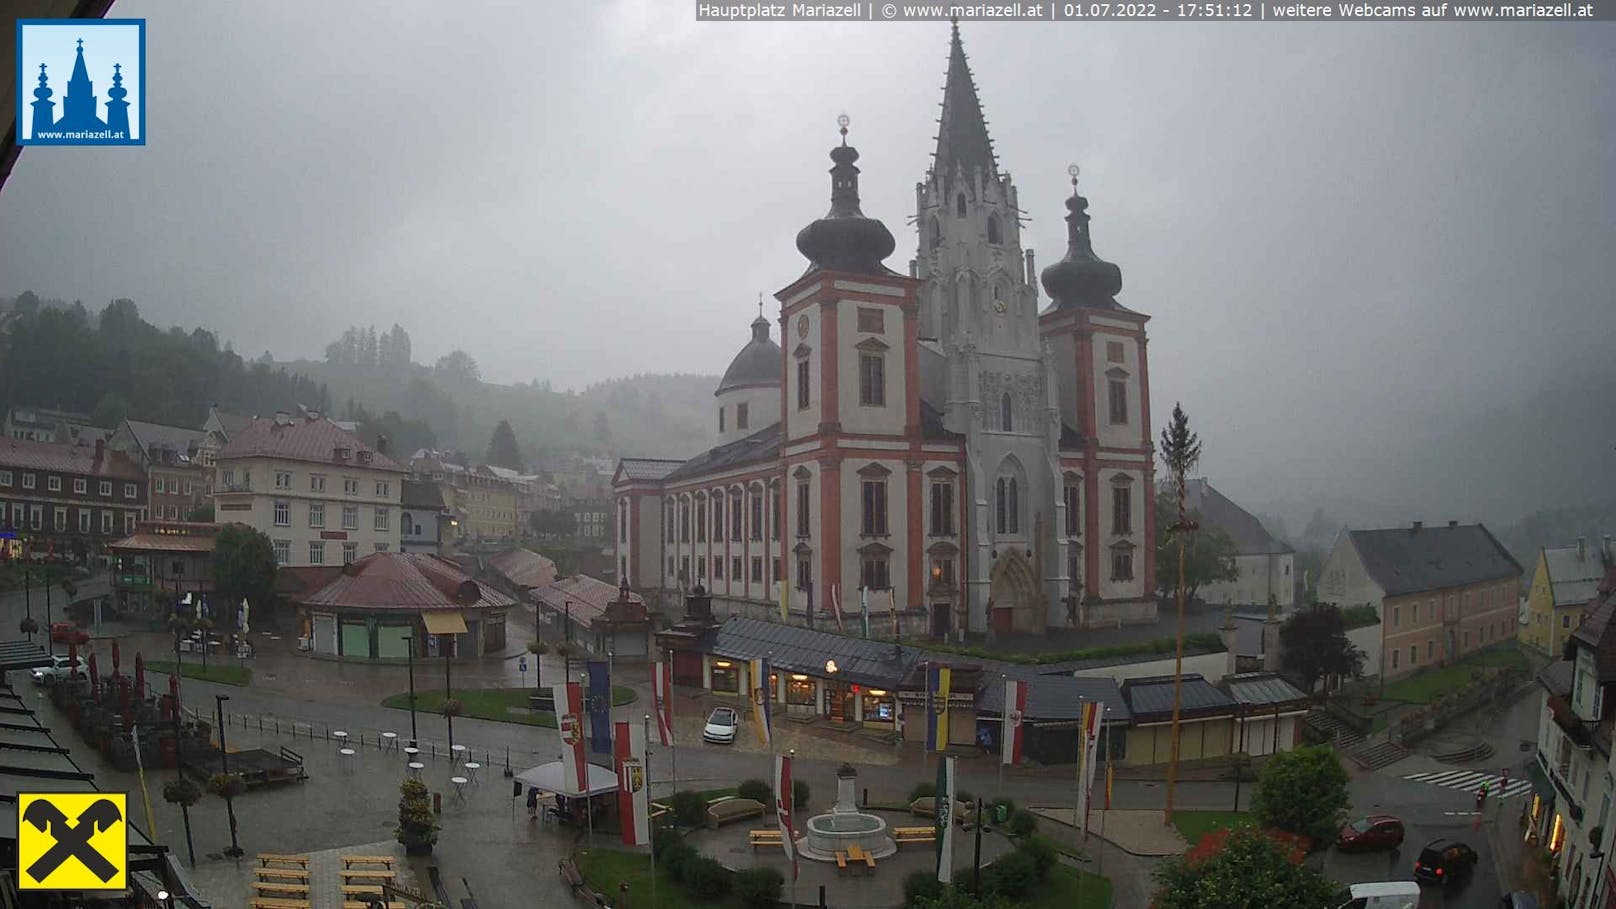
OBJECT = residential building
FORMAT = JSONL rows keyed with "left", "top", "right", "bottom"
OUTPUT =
{"left": 283, "top": 551, "right": 513, "bottom": 660}
{"left": 532, "top": 574, "right": 651, "bottom": 660}
{"left": 3, "top": 405, "right": 95, "bottom": 442}
{"left": 107, "top": 418, "right": 209, "bottom": 521}
{"left": 212, "top": 411, "right": 405, "bottom": 567}
{"left": 1175, "top": 478, "right": 1295, "bottom": 609}
{"left": 196, "top": 404, "right": 253, "bottom": 472}
{"left": 1524, "top": 536, "right": 1613, "bottom": 655}
{"left": 108, "top": 521, "right": 221, "bottom": 617}
{"left": 399, "top": 479, "right": 450, "bottom": 555}
{"left": 485, "top": 547, "right": 558, "bottom": 596}
{"left": 1531, "top": 568, "right": 1616, "bottom": 907}
{"left": 484, "top": 465, "right": 548, "bottom": 530}
{"left": 615, "top": 27, "right": 1157, "bottom": 638}
{"left": 1319, "top": 521, "right": 1523, "bottom": 682}
{"left": 574, "top": 499, "right": 611, "bottom": 544}
{"left": 409, "top": 453, "right": 520, "bottom": 544}
{"left": 0, "top": 437, "right": 146, "bottom": 561}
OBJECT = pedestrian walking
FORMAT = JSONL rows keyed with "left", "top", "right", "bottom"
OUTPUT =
{"left": 1477, "top": 782, "right": 1490, "bottom": 810}
{"left": 526, "top": 786, "right": 539, "bottom": 819}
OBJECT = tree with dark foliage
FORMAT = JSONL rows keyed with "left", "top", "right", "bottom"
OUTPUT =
{"left": 486, "top": 420, "right": 523, "bottom": 471}
{"left": 1279, "top": 602, "right": 1366, "bottom": 693}
{"left": 212, "top": 525, "right": 277, "bottom": 626}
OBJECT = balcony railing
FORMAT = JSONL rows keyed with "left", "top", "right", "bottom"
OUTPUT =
{"left": 215, "top": 479, "right": 252, "bottom": 493}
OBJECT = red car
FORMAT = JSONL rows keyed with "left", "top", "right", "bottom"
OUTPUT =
{"left": 1336, "top": 814, "right": 1405, "bottom": 852}
{"left": 48, "top": 622, "right": 89, "bottom": 646}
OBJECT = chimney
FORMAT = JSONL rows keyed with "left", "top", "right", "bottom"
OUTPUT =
{"left": 1578, "top": 537, "right": 1588, "bottom": 561}
{"left": 1448, "top": 520, "right": 1458, "bottom": 529}
{"left": 1411, "top": 521, "right": 1423, "bottom": 533}
{"left": 376, "top": 434, "right": 389, "bottom": 456}
{"left": 93, "top": 438, "right": 105, "bottom": 462}
{"left": 273, "top": 410, "right": 291, "bottom": 427}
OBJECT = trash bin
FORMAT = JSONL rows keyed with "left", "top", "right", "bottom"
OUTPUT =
{"left": 995, "top": 804, "right": 1009, "bottom": 824}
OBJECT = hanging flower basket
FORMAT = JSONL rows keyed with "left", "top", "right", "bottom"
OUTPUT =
{"left": 206, "top": 772, "right": 246, "bottom": 799}
{"left": 162, "top": 777, "right": 202, "bottom": 807}
{"left": 18, "top": 617, "right": 38, "bottom": 636}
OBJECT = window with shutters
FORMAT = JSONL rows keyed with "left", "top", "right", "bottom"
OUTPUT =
{"left": 796, "top": 482, "right": 811, "bottom": 538}
{"left": 1065, "top": 485, "right": 1081, "bottom": 535}
{"left": 797, "top": 360, "right": 810, "bottom": 409}
{"left": 861, "top": 480, "right": 888, "bottom": 536}
{"left": 930, "top": 482, "right": 954, "bottom": 536}
{"left": 859, "top": 354, "right": 885, "bottom": 407}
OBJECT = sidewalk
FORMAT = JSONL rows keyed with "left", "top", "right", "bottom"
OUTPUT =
{"left": 1029, "top": 807, "right": 1187, "bottom": 856}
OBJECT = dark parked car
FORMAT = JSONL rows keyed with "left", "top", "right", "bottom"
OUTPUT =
{"left": 1414, "top": 838, "right": 1478, "bottom": 885}
{"left": 1337, "top": 815, "right": 1405, "bottom": 852}
{"left": 1499, "top": 893, "right": 1541, "bottom": 909}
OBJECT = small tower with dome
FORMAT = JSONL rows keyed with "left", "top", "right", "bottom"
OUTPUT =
{"left": 714, "top": 300, "right": 782, "bottom": 444}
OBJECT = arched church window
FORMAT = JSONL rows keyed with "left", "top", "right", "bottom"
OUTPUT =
{"left": 994, "top": 476, "right": 1020, "bottom": 535}
{"left": 1000, "top": 393, "right": 1013, "bottom": 433}
{"left": 987, "top": 214, "right": 1002, "bottom": 245}
{"left": 956, "top": 193, "right": 967, "bottom": 218}
{"left": 929, "top": 216, "right": 942, "bottom": 250}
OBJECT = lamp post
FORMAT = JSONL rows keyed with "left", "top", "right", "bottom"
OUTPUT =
{"left": 564, "top": 599, "right": 574, "bottom": 678}
{"left": 22, "top": 563, "right": 32, "bottom": 641}
{"left": 444, "top": 635, "right": 454, "bottom": 754}
{"left": 215, "top": 694, "right": 243, "bottom": 858}
{"left": 43, "top": 561, "right": 53, "bottom": 657}
{"left": 407, "top": 623, "right": 418, "bottom": 748}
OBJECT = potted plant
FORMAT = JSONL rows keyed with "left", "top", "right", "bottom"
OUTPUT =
{"left": 163, "top": 777, "right": 202, "bottom": 808}
{"left": 18, "top": 617, "right": 38, "bottom": 637}
{"left": 395, "top": 778, "right": 438, "bottom": 855}
{"left": 206, "top": 772, "right": 245, "bottom": 799}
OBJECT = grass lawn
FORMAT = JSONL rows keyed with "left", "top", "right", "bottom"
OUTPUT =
{"left": 1172, "top": 810, "right": 1255, "bottom": 845}
{"left": 142, "top": 659, "right": 252, "bottom": 686}
{"left": 1031, "top": 864, "right": 1112, "bottom": 909}
{"left": 380, "top": 686, "right": 636, "bottom": 727}
{"left": 576, "top": 847, "right": 706, "bottom": 909}
{"left": 1381, "top": 642, "right": 1528, "bottom": 704}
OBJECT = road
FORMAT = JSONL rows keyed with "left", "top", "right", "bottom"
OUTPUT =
{"left": 0, "top": 571, "right": 111, "bottom": 637}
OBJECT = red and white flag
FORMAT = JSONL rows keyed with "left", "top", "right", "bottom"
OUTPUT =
{"left": 615, "top": 721, "right": 651, "bottom": 846}
{"left": 651, "top": 660, "right": 674, "bottom": 746}
{"left": 774, "top": 753, "right": 798, "bottom": 879}
{"left": 552, "top": 681, "right": 587, "bottom": 795}
{"left": 1001, "top": 679, "right": 1027, "bottom": 766}
{"left": 1075, "top": 701, "right": 1103, "bottom": 837}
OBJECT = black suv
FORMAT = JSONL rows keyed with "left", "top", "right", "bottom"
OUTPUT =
{"left": 1414, "top": 838, "right": 1478, "bottom": 885}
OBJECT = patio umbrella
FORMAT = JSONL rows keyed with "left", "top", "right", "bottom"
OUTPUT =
{"left": 111, "top": 640, "right": 121, "bottom": 676}
{"left": 87, "top": 652, "right": 99, "bottom": 694}
{"left": 67, "top": 642, "right": 79, "bottom": 679}
{"left": 118, "top": 677, "right": 131, "bottom": 727}
{"left": 134, "top": 654, "right": 145, "bottom": 698}
{"left": 239, "top": 598, "right": 250, "bottom": 635}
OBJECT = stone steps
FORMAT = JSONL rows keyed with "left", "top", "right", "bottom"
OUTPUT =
{"left": 1347, "top": 741, "right": 1410, "bottom": 771}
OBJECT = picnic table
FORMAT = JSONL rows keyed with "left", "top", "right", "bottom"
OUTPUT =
{"left": 341, "top": 855, "right": 396, "bottom": 869}
{"left": 342, "top": 869, "right": 397, "bottom": 882}
{"left": 255, "top": 868, "right": 310, "bottom": 882}
{"left": 257, "top": 853, "right": 309, "bottom": 869}
{"left": 749, "top": 829, "right": 783, "bottom": 850}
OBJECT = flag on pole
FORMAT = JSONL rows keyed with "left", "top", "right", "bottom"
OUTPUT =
{"left": 925, "top": 665, "right": 952, "bottom": 752}
{"left": 831, "top": 583, "right": 845, "bottom": 632}
{"left": 860, "top": 586, "right": 870, "bottom": 639}
{"left": 749, "top": 657, "right": 773, "bottom": 748}
{"left": 1075, "top": 701, "right": 1103, "bottom": 837}
{"left": 587, "top": 660, "right": 613, "bottom": 755}
{"left": 934, "top": 754, "right": 956, "bottom": 884}
{"left": 615, "top": 720, "right": 651, "bottom": 846}
{"left": 651, "top": 660, "right": 674, "bottom": 747}
{"left": 1001, "top": 679, "right": 1027, "bottom": 766}
{"left": 1105, "top": 761, "right": 1114, "bottom": 810}
{"left": 552, "top": 681, "right": 587, "bottom": 795}
{"left": 774, "top": 753, "right": 798, "bottom": 880}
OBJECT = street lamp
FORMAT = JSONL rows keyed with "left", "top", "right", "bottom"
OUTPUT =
{"left": 215, "top": 694, "right": 243, "bottom": 858}
{"left": 406, "top": 622, "right": 418, "bottom": 748}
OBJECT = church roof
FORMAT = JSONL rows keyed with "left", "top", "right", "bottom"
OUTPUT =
{"left": 1179, "top": 478, "right": 1293, "bottom": 556}
{"left": 663, "top": 423, "right": 783, "bottom": 484}
{"left": 716, "top": 315, "right": 782, "bottom": 394}
{"left": 932, "top": 24, "right": 997, "bottom": 183}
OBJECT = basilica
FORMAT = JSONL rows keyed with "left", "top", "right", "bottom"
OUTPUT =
{"left": 614, "top": 26, "right": 1157, "bottom": 637}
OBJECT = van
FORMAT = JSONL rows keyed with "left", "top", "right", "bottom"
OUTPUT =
{"left": 1335, "top": 881, "right": 1422, "bottom": 909}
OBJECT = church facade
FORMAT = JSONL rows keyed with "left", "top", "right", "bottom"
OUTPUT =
{"left": 614, "top": 28, "right": 1157, "bottom": 637}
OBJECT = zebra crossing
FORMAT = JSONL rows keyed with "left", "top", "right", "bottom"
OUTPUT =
{"left": 1401, "top": 768, "right": 1532, "bottom": 799}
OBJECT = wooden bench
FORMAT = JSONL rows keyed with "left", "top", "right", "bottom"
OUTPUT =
{"left": 848, "top": 843, "right": 877, "bottom": 871}
{"left": 255, "top": 868, "right": 310, "bottom": 882}
{"left": 341, "top": 854, "right": 395, "bottom": 869}
{"left": 749, "top": 829, "right": 783, "bottom": 850}
{"left": 342, "top": 869, "right": 396, "bottom": 881}
{"left": 251, "top": 881, "right": 309, "bottom": 897}
{"left": 250, "top": 899, "right": 311, "bottom": 909}
{"left": 834, "top": 851, "right": 849, "bottom": 874}
{"left": 342, "top": 903, "right": 406, "bottom": 909}
{"left": 706, "top": 797, "right": 766, "bottom": 828}
{"left": 257, "top": 853, "right": 310, "bottom": 869}
{"left": 893, "top": 826, "right": 936, "bottom": 846}
{"left": 559, "top": 858, "right": 586, "bottom": 894}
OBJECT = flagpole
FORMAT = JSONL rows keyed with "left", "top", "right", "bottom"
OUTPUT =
{"left": 922, "top": 660, "right": 931, "bottom": 781}
{"left": 789, "top": 748, "right": 798, "bottom": 909}
{"left": 1099, "top": 706, "right": 1110, "bottom": 876}
{"left": 666, "top": 649, "right": 678, "bottom": 795}
{"left": 1079, "top": 698, "right": 1089, "bottom": 842}
{"left": 582, "top": 670, "right": 594, "bottom": 850}
{"left": 646, "top": 713, "right": 658, "bottom": 909}
{"left": 998, "top": 673, "right": 1007, "bottom": 790}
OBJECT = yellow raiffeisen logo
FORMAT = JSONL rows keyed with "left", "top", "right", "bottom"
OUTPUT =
{"left": 16, "top": 792, "right": 127, "bottom": 891}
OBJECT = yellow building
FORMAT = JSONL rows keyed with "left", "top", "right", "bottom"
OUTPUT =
{"left": 1523, "top": 538, "right": 1610, "bottom": 655}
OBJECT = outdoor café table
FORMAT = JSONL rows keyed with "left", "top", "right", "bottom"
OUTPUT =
{"left": 450, "top": 776, "right": 469, "bottom": 804}
{"left": 407, "top": 762, "right": 424, "bottom": 779}
{"left": 462, "top": 761, "right": 480, "bottom": 784}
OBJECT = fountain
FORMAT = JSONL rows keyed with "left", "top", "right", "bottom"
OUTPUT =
{"left": 801, "top": 764, "right": 895, "bottom": 861}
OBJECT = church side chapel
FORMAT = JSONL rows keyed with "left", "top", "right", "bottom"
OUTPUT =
{"left": 615, "top": 26, "right": 1157, "bottom": 638}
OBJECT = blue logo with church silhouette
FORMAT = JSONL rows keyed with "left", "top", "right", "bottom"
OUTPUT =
{"left": 16, "top": 19, "right": 145, "bottom": 146}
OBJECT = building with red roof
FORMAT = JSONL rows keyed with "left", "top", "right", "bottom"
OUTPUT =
{"left": 0, "top": 436, "right": 147, "bottom": 562}
{"left": 283, "top": 550, "right": 513, "bottom": 660}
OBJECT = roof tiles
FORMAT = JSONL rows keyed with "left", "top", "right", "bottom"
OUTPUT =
{"left": 217, "top": 415, "right": 404, "bottom": 472}
{"left": 1349, "top": 523, "right": 1522, "bottom": 597}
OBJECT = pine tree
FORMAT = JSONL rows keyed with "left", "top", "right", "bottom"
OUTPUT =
{"left": 486, "top": 420, "right": 523, "bottom": 471}
{"left": 1158, "top": 402, "right": 1202, "bottom": 824}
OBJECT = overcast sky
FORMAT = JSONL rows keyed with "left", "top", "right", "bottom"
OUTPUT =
{"left": 3, "top": 3, "right": 1613, "bottom": 515}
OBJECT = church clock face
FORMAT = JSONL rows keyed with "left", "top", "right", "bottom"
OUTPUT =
{"left": 797, "top": 315, "right": 810, "bottom": 339}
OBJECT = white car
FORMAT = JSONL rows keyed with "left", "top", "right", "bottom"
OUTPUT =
{"left": 29, "top": 655, "right": 74, "bottom": 684}
{"left": 702, "top": 706, "right": 739, "bottom": 744}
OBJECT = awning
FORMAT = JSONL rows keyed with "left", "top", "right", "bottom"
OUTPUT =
{"left": 422, "top": 611, "right": 468, "bottom": 635}
{"left": 514, "top": 761, "right": 618, "bottom": 797}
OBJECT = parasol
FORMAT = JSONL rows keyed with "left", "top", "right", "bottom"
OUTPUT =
{"left": 111, "top": 640, "right": 121, "bottom": 676}
{"left": 87, "top": 652, "right": 99, "bottom": 694}
{"left": 134, "top": 653, "right": 145, "bottom": 697}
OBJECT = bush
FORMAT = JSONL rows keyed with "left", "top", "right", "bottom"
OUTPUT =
{"left": 955, "top": 788, "right": 975, "bottom": 807}
{"left": 394, "top": 778, "right": 437, "bottom": 850}
{"left": 661, "top": 841, "right": 698, "bottom": 882}
{"left": 909, "top": 781, "right": 937, "bottom": 802}
{"left": 1007, "top": 808, "right": 1038, "bottom": 837}
{"left": 738, "top": 778, "right": 772, "bottom": 804}
{"left": 903, "top": 869, "right": 946, "bottom": 907}
{"left": 793, "top": 778, "right": 811, "bottom": 812}
{"left": 734, "top": 866, "right": 784, "bottom": 908}
{"left": 981, "top": 848, "right": 1039, "bottom": 900}
{"left": 1016, "top": 835, "right": 1057, "bottom": 877}
{"left": 652, "top": 826, "right": 684, "bottom": 857}
{"left": 670, "top": 790, "right": 708, "bottom": 828}
{"left": 684, "top": 856, "right": 732, "bottom": 899}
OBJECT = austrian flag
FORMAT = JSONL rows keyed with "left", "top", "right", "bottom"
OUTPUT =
{"left": 1001, "top": 678, "right": 1027, "bottom": 766}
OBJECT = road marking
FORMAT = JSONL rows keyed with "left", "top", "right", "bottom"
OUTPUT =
{"left": 1443, "top": 811, "right": 1481, "bottom": 817}
{"left": 1402, "top": 769, "right": 1531, "bottom": 799}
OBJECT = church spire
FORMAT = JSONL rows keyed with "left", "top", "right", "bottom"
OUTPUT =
{"left": 932, "top": 21, "right": 997, "bottom": 182}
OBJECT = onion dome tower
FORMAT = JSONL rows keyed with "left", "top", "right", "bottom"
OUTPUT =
{"left": 795, "top": 115, "right": 898, "bottom": 276}
{"left": 1040, "top": 165, "right": 1123, "bottom": 310}
{"left": 714, "top": 299, "right": 782, "bottom": 443}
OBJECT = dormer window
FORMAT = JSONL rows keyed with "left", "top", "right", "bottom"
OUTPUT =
{"left": 358, "top": 451, "right": 373, "bottom": 464}
{"left": 334, "top": 446, "right": 351, "bottom": 460}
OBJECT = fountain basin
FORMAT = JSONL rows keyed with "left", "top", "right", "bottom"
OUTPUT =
{"left": 802, "top": 811, "right": 895, "bottom": 860}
